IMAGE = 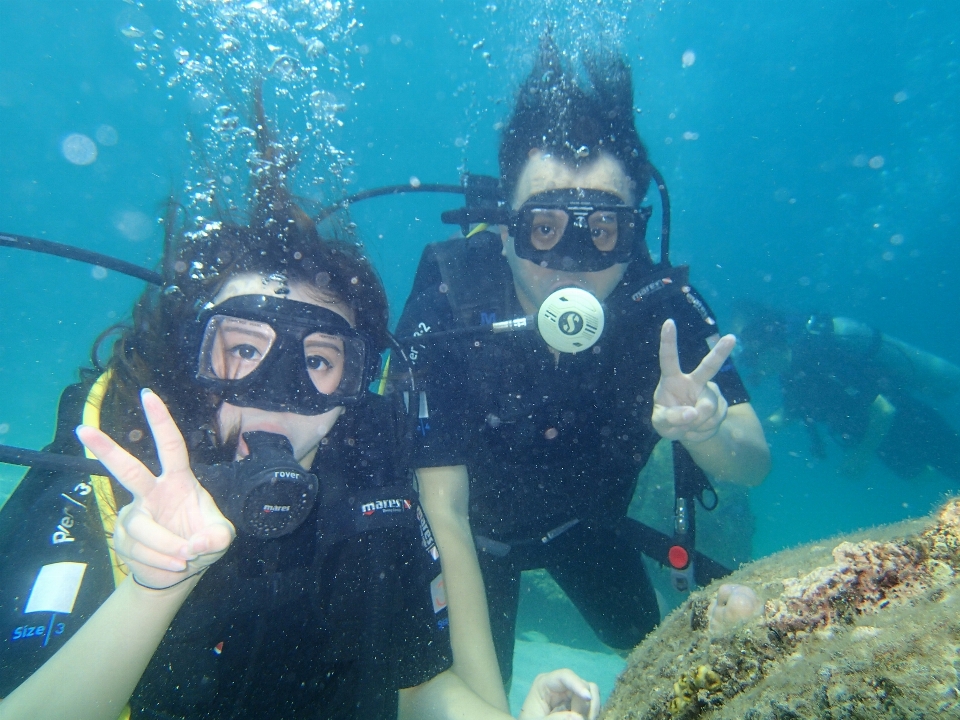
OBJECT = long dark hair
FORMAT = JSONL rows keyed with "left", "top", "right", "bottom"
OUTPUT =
{"left": 94, "top": 113, "right": 388, "bottom": 465}
{"left": 498, "top": 36, "right": 651, "bottom": 204}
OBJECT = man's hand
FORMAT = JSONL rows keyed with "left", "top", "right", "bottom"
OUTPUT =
{"left": 518, "top": 669, "right": 600, "bottom": 720}
{"left": 652, "top": 319, "right": 735, "bottom": 444}
{"left": 77, "top": 388, "right": 235, "bottom": 589}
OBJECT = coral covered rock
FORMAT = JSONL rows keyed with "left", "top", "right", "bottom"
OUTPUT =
{"left": 601, "top": 499, "right": 960, "bottom": 719}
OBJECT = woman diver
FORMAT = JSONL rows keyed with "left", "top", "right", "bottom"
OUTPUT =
{"left": 0, "top": 129, "right": 599, "bottom": 719}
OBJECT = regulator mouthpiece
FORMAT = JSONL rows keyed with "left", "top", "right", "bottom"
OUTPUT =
{"left": 537, "top": 287, "right": 605, "bottom": 353}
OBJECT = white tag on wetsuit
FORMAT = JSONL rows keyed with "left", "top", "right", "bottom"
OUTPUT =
{"left": 24, "top": 562, "right": 87, "bottom": 614}
{"left": 430, "top": 573, "right": 447, "bottom": 614}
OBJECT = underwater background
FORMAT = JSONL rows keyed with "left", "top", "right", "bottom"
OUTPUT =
{"left": 1, "top": 0, "right": 958, "bottom": 711}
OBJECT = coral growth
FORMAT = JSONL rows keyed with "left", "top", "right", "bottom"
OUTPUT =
{"left": 707, "top": 584, "right": 763, "bottom": 636}
{"left": 669, "top": 665, "right": 722, "bottom": 714}
{"left": 601, "top": 499, "right": 960, "bottom": 720}
{"left": 765, "top": 539, "right": 929, "bottom": 636}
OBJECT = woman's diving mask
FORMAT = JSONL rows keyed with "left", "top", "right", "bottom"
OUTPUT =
{"left": 193, "top": 294, "right": 380, "bottom": 415}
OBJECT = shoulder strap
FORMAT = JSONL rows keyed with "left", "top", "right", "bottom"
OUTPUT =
{"left": 430, "top": 231, "right": 515, "bottom": 328}
{"left": 81, "top": 370, "right": 129, "bottom": 589}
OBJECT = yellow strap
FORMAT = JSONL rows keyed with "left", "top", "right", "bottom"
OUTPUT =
{"left": 375, "top": 352, "right": 391, "bottom": 396}
{"left": 465, "top": 222, "right": 489, "bottom": 238}
{"left": 82, "top": 369, "right": 129, "bottom": 588}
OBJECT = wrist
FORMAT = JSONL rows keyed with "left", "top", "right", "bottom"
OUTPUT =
{"left": 129, "top": 568, "right": 207, "bottom": 594}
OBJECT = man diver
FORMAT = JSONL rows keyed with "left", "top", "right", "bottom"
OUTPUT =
{"left": 397, "top": 40, "right": 770, "bottom": 683}
{"left": 735, "top": 301, "right": 960, "bottom": 483}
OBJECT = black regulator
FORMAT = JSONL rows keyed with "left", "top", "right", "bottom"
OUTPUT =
{"left": 196, "top": 431, "right": 318, "bottom": 539}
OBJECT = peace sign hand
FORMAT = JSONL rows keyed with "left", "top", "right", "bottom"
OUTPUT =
{"left": 652, "top": 319, "right": 734, "bottom": 444}
{"left": 76, "top": 389, "right": 235, "bottom": 590}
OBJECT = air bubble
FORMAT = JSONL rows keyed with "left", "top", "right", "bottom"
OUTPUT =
{"left": 121, "top": 25, "right": 145, "bottom": 39}
{"left": 544, "top": 428, "right": 559, "bottom": 440}
{"left": 115, "top": 210, "right": 153, "bottom": 241}
{"left": 61, "top": 134, "right": 98, "bottom": 166}
{"left": 310, "top": 90, "right": 345, "bottom": 123}
{"left": 95, "top": 125, "right": 119, "bottom": 146}
{"left": 218, "top": 35, "right": 239, "bottom": 53}
{"left": 409, "top": 176, "right": 421, "bottom": 188}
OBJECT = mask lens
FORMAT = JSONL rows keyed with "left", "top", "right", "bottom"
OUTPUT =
{"left": 588, "top": 211, "right": 620, "bottom": 252}
{"left": 527, "top": 209, "right": 568, "bottom": 250}
{"left": 199, "top": 315, "right": 277, "bottom": 382}
{"left": 302, "top": 332, "right": 347, "bottom": 395}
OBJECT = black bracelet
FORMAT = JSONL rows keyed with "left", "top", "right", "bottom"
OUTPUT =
{"left": 131, "top": 568, "right": 207, "bottom": 591}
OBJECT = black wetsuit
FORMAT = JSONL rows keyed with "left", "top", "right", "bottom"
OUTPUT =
{"left": 0, "top": 384, "right": 450, "bottom": 719}
{"left": 396, "top": 232, "right": 749, "bottom": 680}
{"left": 784, "top": 323, "right": 960, "bottom": 481}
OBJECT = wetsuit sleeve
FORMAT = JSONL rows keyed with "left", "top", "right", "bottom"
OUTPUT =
{"left": 0, "top": 386, "right": 116, "bottom": 697}
{"left": 395, "top": 242, "right": 475, "bottom": 469}
{"left": 665, "top": 286, "right": 751, "bottom": 406}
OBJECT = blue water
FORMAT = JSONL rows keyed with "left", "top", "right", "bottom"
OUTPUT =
{"left": 1, "top": 0, "right": 958, "bottom": 710}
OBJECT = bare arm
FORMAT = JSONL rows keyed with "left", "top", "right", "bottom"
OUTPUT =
{"left": 1, "top": 390, "right": 234, "bottom": 719}
{"left": 652, "top": 320, "right": 771, "bottom": 486}
{"left": 416, "top": 465, "right": 508, "bottom": 712}
{"left": 680, "top": 402, "right": 770, "bottom": 486}
{"left": 0, "top": 576, "right": 198, "bottom": 720}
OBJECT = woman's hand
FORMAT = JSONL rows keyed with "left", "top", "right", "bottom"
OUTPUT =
{"left": 652, "top": 319, "right": 733, "bottom": 444}
{"left": 518, "top": 669, "right": 600, "bottom": 720}
{"left": 77, "top": 388, "right": 235, "bottom": 589}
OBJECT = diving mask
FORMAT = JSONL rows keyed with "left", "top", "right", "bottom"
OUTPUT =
{"left": 511, "top": 189, "right": 651, "bottom": 272}
{"left": 194, "top": 294, "right": 380, "bottom": 415}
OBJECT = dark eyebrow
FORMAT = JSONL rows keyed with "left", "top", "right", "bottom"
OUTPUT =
{"left": 218, "top": 322, "right": 273, "bottom": 340}
{"left": 304, "top": 337, "right": 345, "bottom": 356}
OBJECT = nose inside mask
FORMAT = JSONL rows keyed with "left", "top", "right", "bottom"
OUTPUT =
{"left": 537, "top": 287, "right": 605, "bottom": 353}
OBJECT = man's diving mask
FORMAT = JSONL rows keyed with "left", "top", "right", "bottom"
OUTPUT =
{"left": 510, "top": 189, "right": 652, "bottom": 273}
{"left": 194, "top": 295, "right": 380, "bottom": 415}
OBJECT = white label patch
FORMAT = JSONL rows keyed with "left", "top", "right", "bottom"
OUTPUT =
{"left": 24, "top": 562, "right": 87, "bottom": 614}
{"left": 430, "top": 573, "right": 447, "bottom": 614}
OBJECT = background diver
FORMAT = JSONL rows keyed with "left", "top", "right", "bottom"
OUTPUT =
{"left": 734, "top": 300, "right": 960, "bottom": 483}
